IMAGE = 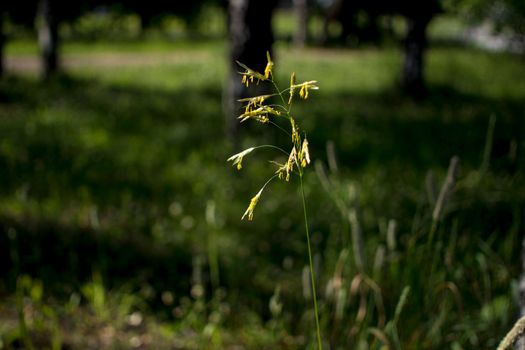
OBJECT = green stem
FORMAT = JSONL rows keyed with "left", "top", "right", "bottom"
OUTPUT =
{"left": 271, "top": 79, "right": 293, "bottom": 115}
{"left": 207, "top": 220, "right": 220, "bottom": 291}
{"left": 300, "top": 175, "right": 323, "bottom": 350}
{"left": 268, "top": 120, "right": 292, "bottom": 137}
{"left": 426, "top": 220, "right": 440, "bottom": 287}
{"left": 253, "top": 144, "right": 289, "bottom": 156}
{"left": 263, "top": 174, "right": 278, "bottom": 190}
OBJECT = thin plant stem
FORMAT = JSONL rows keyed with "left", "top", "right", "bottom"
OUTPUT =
{"left": 206, "top": 201, "right": 220, "bottom": 291}
{"left": 268, "top": 120, "right": 292, "bottom": 137}
{"left": 253, "top": 144, "right": 289, "bottom": 156}
{"left": 300, "top": 174, "right": 323, "bottom": 350}
{"left": 271, "top": 79, "right": 292, "bottom": 115}
{"left": 261, "top": 174, "right": 279, "bottom": 193}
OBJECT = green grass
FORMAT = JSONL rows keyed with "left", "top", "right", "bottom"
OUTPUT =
{"left": 0, "top": 39, "right": 524, "bottom": 349}
{"left": 5, "top": 38, "right": 225, "bottom": 56}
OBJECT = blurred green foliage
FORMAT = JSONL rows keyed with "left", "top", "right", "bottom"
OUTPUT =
{"left": 0, "top": 14, "right": 525, "bottom": 348}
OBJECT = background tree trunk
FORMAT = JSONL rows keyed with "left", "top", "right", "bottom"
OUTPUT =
{"left": 38, "top": 0, "right": 59, "bottom": 79}
{"left": 402, "top": 14, "right": 431, "bottom": 97}
{"left": 0, "top": 14, "right": 5, "bottom": 78}
{"left": 293, "top": 0, "right": 308, "bottom": 47}
{"left": 225, "top": 0, "right": 278, "bottom": 142}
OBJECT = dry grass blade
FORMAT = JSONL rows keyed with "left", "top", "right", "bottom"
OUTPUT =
{"left": 432, "top": 156, "right": 460, "bottom": 222}
{"left": 349, "top": 209, "right": 366, "bottom": 272}
{"left": 435, "top": 281, "right": 464, "bottom": 317}
{"left": 363, "top": 275, "right": 386, "bottom": 328}
{"left": 326, "top": 140, "right": 339, "bottom": 173}
{"left": 368, "top": 327, "right": 393, "bottom": 349}
{"left": 497, "top": 316, "right": 525, "bottom": 350}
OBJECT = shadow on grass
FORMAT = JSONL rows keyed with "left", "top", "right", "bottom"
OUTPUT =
{"left": 0, "top": 74, "right": 523, "bottom": 308}
{"left": 0, "top": 75, "right": 223, "bottom": 204}
{"left": 305, "top": 84, "right": 524, "bottom": 173}
{"left": 0, "top": 75, "right": 219, "bottom": 301}
{"left": 0, "top": 214, "right": 192, "bottom": 299}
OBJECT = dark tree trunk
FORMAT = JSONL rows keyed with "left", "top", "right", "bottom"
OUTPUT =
{"left": 402, "top": 14, "right": 431, "bottom": 97}
{"left": 225, "top": 0, "right": 278, "bottom": 142}
{"left": 0, "top": 14, "right": 5, "bottom": 78}
{"left": 361, "top": 11, "right": 381, "bottom": 44}
{"left": 319, "top": 0, "right": 343, "bottom": 45}
{"left": 293, "top": 0, "right": 308, "bottom": 47}
{"left": 338, "top": 1, "right": 358, "bottom": 45}
{"left": 38, "top": 0, "right": 59, "bottom": 79}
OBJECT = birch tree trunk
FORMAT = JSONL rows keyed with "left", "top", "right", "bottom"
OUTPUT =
{"left": 402, "top": 14, "right": 431, "bottom": 97}
{"left": 225, "top": 0, "right": 278, "bottom": 142}
{"left": 38, "top": 0, "right": 59, "bottom": 79}
{"left": 0, "top": 14, "right": 4, "bottom": 78}
{"left": 293, "top": 0, "right": 308, "bottom": 47}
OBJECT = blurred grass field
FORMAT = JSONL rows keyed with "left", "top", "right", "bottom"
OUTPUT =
{"left": 0, "top": 19, "right": 525, "bottom": 348}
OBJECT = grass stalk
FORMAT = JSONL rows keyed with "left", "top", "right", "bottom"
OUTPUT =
{"left": 427, "top": 156, "right": 460, "bottom": 279}
{"left": 300, "top": 174, "right": 323, "bottom": 350}
{"left": 206, "top": 200, "right": 220, "bottom": 291}
{"left": 480, "top": 114, "right": 496, "bottom": 175}
{"left": 497, "top": 315, "right": 525, "bottom": 350}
